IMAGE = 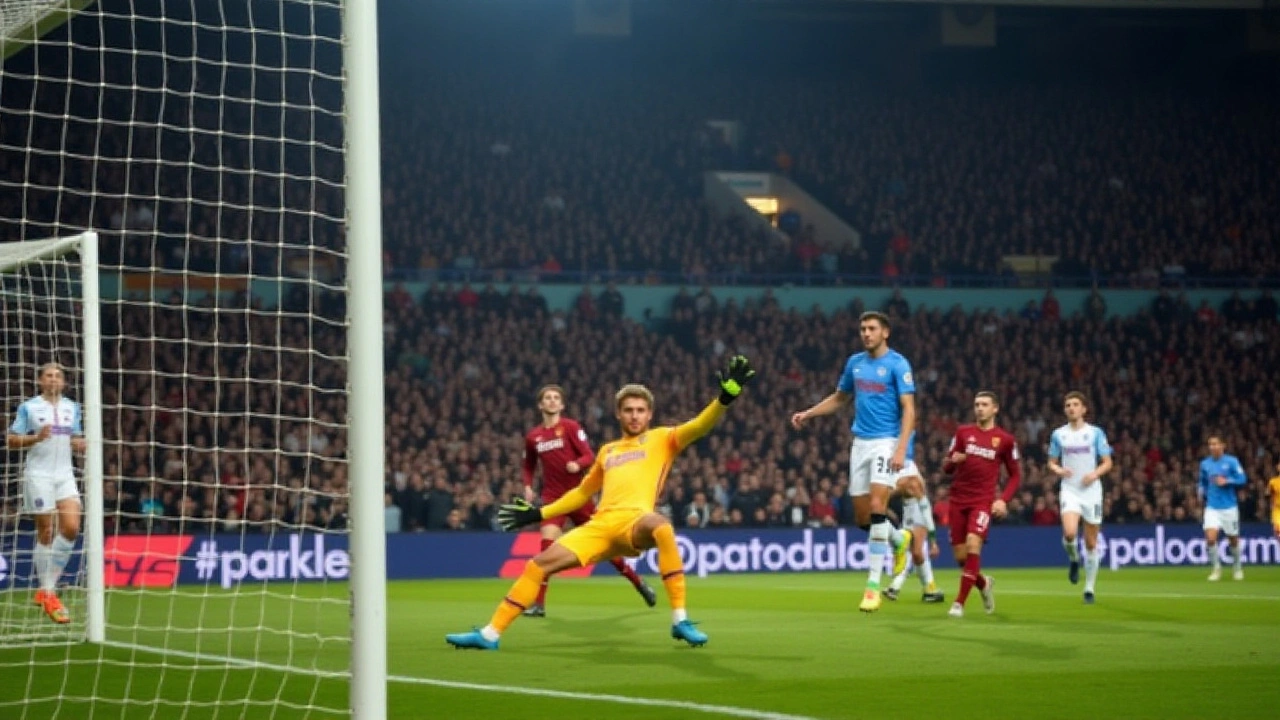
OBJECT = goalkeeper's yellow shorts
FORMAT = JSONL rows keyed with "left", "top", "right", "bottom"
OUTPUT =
{"left": 557, "top": 509, "right": 647, "bottom": 567}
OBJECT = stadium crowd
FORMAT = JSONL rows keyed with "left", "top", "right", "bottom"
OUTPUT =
{"left": 369, "top": 284, "right": 1280, "bottom": 533}
{"left": 71, "top": 281, "right": 1280, "bottom": 536}
{"left": 372, "top": 62, "right": 1280, "bottom": 286}
{"left": 2, "top": 5, "right": 1278, "bottom": 538}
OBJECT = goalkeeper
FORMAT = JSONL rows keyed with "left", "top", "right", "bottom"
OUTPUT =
{"left": 447, "top": 356, "right": 757, "bottom": 650}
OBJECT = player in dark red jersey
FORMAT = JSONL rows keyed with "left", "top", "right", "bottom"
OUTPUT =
{"left": 520, "top": 384, "right": 656, "bottom": 616}
{"left": 940, "top": 391, "right": 1021, "bottom": 618}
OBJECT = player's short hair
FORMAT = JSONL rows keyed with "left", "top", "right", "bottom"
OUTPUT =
{"left": 615, "top": 383, "right": 654, "bottom": 411}
{"left": 1206, "top": 433, "right": 1224, "bottom": 445}
{"left": 38, "top": 362, "right": 64, "bottom": 379}
{"left": 1063, "top": 391, "right": 1089, "bottom": 410}
{"left": 535, "top": 384, "right": 565, "bottom": 404}
{"left": 975, "top": 390, "right": 1000, "bottom": 406}
{"left": 859, "top": 311, "right": 891, "bottom": 330}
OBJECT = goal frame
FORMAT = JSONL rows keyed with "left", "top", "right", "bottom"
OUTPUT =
{"left": 343, "top": 1, "right": 388, "bottom": 718}
{"left": 0, "top": 231, "right": 105, "bottom": 644}
{"left": 3, "top": 0, "right": 387, "bottom": 713}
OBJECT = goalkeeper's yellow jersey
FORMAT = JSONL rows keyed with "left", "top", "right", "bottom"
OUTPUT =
{"left": 541, "top": 398, "right": 724, "bottom": 521}
{"left": 577, "top": 427, "right": 681, "bottom": 516}
{"left": 1270, "top": 476, "right": 1280, "bottom": 517}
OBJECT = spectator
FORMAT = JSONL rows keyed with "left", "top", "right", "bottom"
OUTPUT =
{"left": 384, "top": 493, "right": 402, "bottom": 533}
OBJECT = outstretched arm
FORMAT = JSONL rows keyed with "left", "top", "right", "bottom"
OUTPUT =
{"left": 499, "top": 461, "right": 604, "bottom": 531}
{"left": 675, "top": 355, "right": 756, "bottom": 451}
{"left": 540, "top": 462, "right": 604, "bottom": 519}
{"left": 791, "top": 391, "right": 851, "bottom": 430}
{"left": 674, "top": 399, "right": 728, "bottom": 452}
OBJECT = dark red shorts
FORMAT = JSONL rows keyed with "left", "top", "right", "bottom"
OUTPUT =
{"left": 540, "top": 500, "right": 597, "bottom": 529}
{"left": 949, "top": 503, "right": 993, "bottom": 545}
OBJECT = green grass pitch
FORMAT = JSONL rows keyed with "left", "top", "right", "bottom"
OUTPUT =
{"left": 1, "top": 567, "right": 1276, "bottom": 719}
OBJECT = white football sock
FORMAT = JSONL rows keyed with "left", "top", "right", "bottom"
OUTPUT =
{"left": 33, "top": 542, "right": 53, "bottom": 592}
{"left": 50, "top": 535, "right": 75, "bottom": 586}
{"left": 1084, "top": 548, "right": 1100, "bottom": 592}
{"left": 867, "top": 522, "right": 891, "bottom": 588}
{"left": 1063, "top": 537, "right": 1080, "bottom": 563}
{"left": 919, "top": 555, "right": 935, "bottom": 588}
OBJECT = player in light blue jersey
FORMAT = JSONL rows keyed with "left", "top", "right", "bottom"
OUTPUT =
{"left": 792, "top": 311, "right": 915, "bottom": 613}
{"left": 1198, "top": 435, "right": 1247, "bottom": 581}
{"left": 6, "top": 363, "right": 86, "bottom": 624}
{"left": 1046, "top": 391, "right": 1113, "bottom": 604}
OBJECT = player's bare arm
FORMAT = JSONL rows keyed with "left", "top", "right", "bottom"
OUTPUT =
{"left": 71, "top": 436, "right": 86, "bottom": 454}
{"left": 891, "top": 394, "right": 916, "bottom": 472}
{"left": 791, "top": 390, "right": 851, "bottom": 429}
{"left": 7, "top": 424, "right": 52, "bottom": 449}
{"left": 1082, "top": 455, "right": 1112, "bottom": 486}
{"left": 1048, "top": 456, "right": 1071, "bottom": 478}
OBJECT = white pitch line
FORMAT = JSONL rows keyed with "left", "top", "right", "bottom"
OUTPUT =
{"left": 389, "top": 674, "right": 823, "bottom": 720}
{"left": 998, "top": 588, "right": 1280, "bottom": 602}
{"left": 100, "top": 640, "right": 823, "bottom": 720}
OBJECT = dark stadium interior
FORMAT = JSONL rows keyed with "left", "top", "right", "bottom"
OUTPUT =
{"left": 2, "top": 0, "right": 1278, "bottom": 536}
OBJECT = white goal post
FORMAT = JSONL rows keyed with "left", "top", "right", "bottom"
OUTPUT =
{"left": 0, "top": 232, "right": 103, "bottom": 646}
{"left": 0, "top": 0, "right": 386, "bottom": 717}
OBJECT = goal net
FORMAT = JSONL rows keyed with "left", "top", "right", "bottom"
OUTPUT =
{"left": 0, "top": 235, "right": 97, "bottom": 649}
{"left": 0, "top": 0, "right": 377, "bottom": 717}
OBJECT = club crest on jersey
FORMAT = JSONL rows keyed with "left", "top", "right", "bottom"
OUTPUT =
{"left": 554, "top": 427, "right": 563, "bottom": 437}
{"left": 876, "top": 367, "right": 887, "bottom": 377}
{"left": 992, "top": 437, "right": 1001, "bottom": 448}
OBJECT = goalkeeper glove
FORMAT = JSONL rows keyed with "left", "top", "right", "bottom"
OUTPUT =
{"left": 717, "top": 354, "right": 757, "bottom": 405}
{"left": 496, "top": 498, "right": 543, "bottom": 532}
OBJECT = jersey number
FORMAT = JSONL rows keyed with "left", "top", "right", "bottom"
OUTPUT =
{"left": 974, "top": 511, "right": 990, "bottom": 531}
{"left": 875, "top": 456, "right": 891, "bottom": 474}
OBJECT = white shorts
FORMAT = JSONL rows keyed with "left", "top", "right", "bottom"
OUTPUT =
{"left": 1059, "top": 483, "right": 1103, "bottom": 525}
{"left": 23, "top": 475, "right": 80, "bottom": 514}
{"left": 1203, "top": 507, "right": 1240, "bottom": 536}
{"left": 848, "top": 438, "right": 901, "bottom": 497}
